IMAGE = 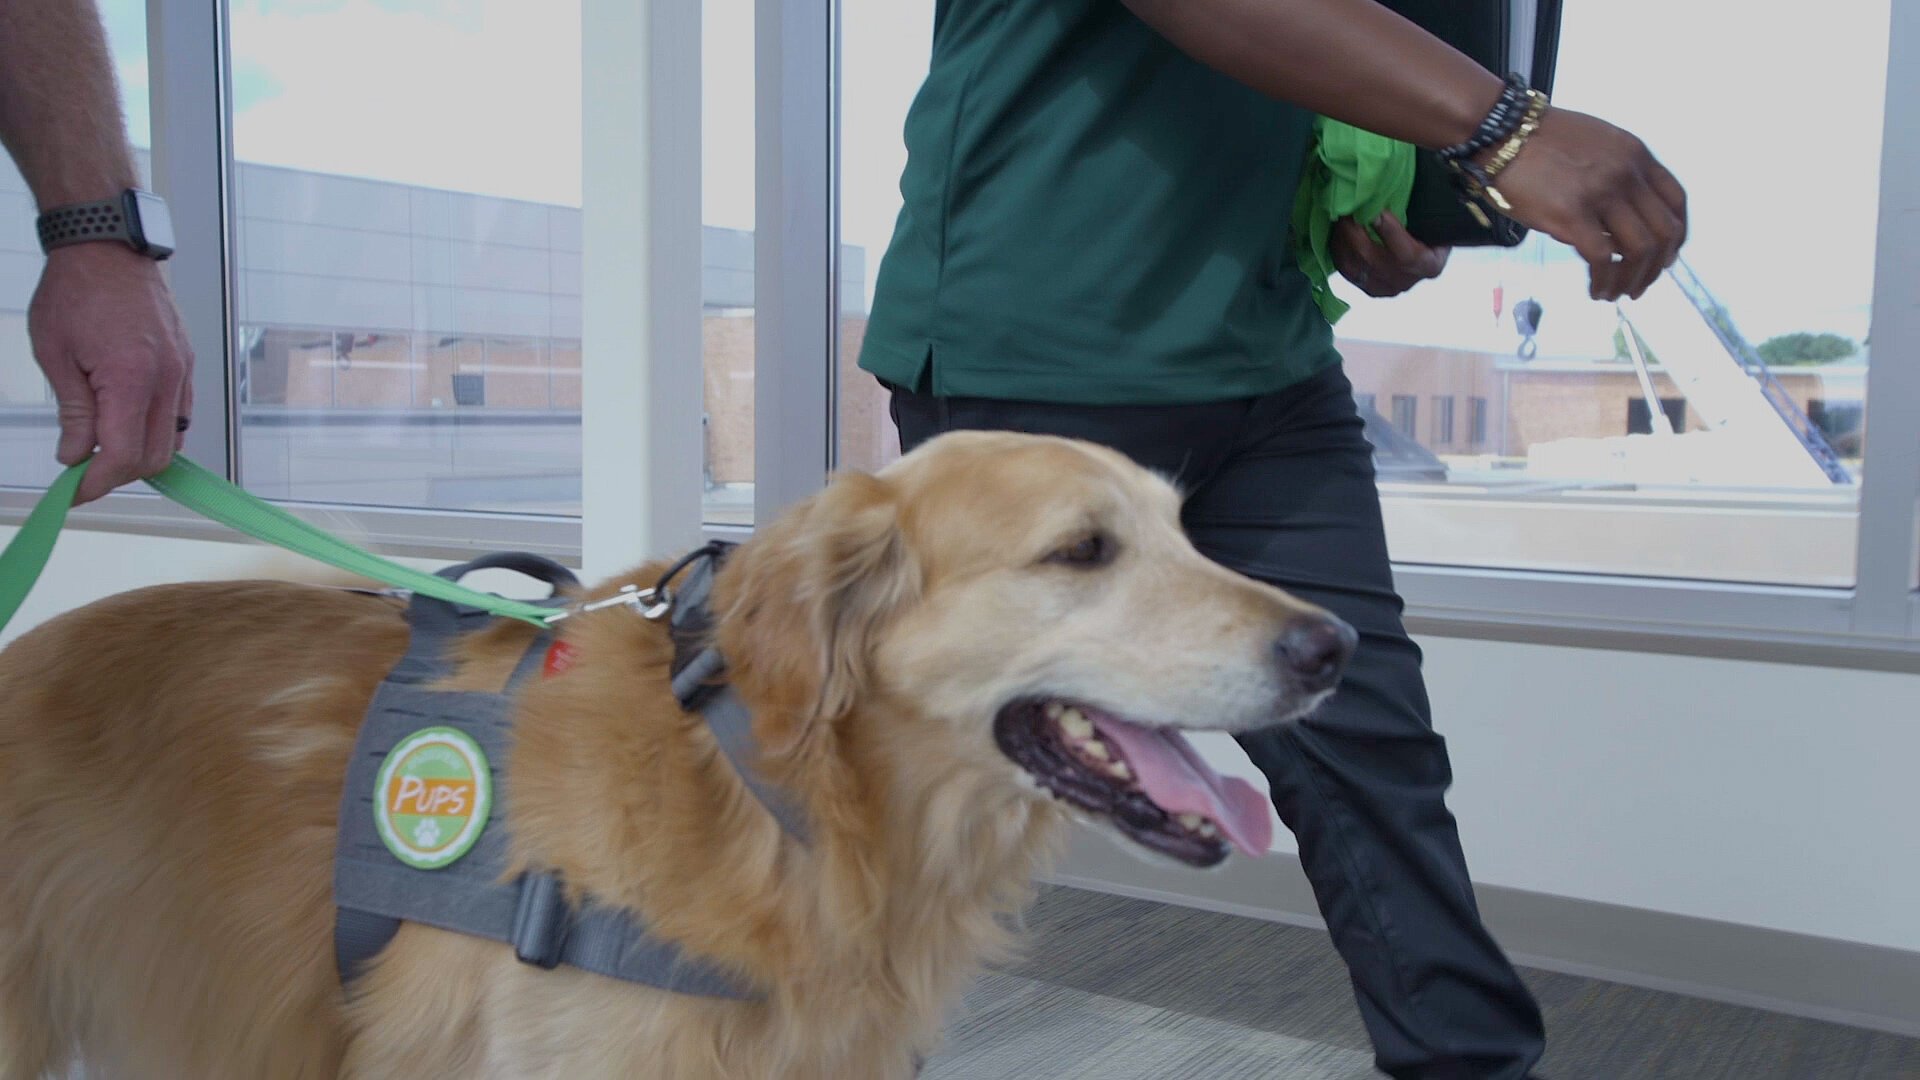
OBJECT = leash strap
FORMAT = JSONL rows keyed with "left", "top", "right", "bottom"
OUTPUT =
{"left": 0, "top": 461, "right": 86, "bottom": 633}
{"left": 0, "top": 456, "right": 561, "bottom": 636}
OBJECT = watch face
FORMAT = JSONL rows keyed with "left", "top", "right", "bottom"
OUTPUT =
{"left": 128, "top": 190, "right": 175, "bottom": 257}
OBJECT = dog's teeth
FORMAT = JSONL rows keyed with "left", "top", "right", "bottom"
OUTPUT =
{"left": 1083, "top": 740, "right": 1110, "bottom": 761}
{"left": 1059, "top": 710, "right": 1094, "bottom": 741}
{"left": 1198, "top": 822, "right": 1220, "bottom": 839}
{"left": 1107, "top": 761, "right": 1131, "bottom": 780}
{"left": 1044, "top": 702, "right": 1065, "bottom": 720}
{"left": 1178, "top": 813, "right": 1204, "bottom": 830}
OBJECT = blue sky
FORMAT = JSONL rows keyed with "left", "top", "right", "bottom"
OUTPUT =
{"left": 99, "top": 0, "right": 1893, "bottom": 358}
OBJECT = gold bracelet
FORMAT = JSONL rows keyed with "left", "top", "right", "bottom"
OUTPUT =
{"left": 1478, "top": 89, "right": 1550, "bottom": 212}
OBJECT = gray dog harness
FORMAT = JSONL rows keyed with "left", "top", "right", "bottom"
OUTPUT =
{"left": 331, "top": 543, "right": 803, "bottom": 999}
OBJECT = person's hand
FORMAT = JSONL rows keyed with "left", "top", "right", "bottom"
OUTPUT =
{"left": 1332, "top": 210, "right": 1450, "bottom": 299}
{"left": 27, "top": 242, "right": 194, "bottom": 504}
{"left": 1484, "top": 107, "right": 1687, "bottom": 303}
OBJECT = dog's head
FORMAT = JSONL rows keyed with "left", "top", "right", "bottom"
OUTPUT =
{"left": 717, "top": 430, "right": 1354, "bottom": 868}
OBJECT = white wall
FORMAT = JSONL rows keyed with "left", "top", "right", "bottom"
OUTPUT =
{"left": 6, "top": 527, "right": 1915, "bottom": 956}
{"left": 1189, "top": 643, "right": 1920, "bottom": 955}
{"left": 1425, "top": 637, "right": 1919, "bottom": 952}
{"left": 0, "top": 530, "right": 278, "bottom": 649}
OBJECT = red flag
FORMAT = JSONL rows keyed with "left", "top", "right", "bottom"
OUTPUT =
{"left": 1493, "top": 283, "right": 1505, "bottom": 323}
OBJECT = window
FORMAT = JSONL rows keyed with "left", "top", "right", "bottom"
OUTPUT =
{"left": 225, "top": 0, "right": 585, "bottom": 513}
{"left": 0, "top": 2, "right": 149, "bottom": 490}
{"left": 818, "top": 0, "right": 1919, "bottom": 654}
{"left": 5, "top": 0, "right": 1914, "bottom": 663}
{"left": 832, "top": 0, "right": 1894, "bottom": 591}
{"left": 1626, "top": 397, "right": 1688, "bottom": 436}
{"left": 1330, "top": 0, "right": 1887, "bottom": 588}
{"left": 1807, "top": 399, "right": 1865, "bottom": 458}
{"left": 1391, "top": 395, "right": 1418, "bottom": 440}
{"left": 1432, "top": 396, "right": 1455, "bottom": 446}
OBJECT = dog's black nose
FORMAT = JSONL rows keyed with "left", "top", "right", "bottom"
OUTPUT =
{"left": 1276, "top": 616, "right": 1357, "bottom": 693}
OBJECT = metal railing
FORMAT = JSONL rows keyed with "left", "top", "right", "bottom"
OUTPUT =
{"left": 1667, "top": 259, "right": 1853, "bottom": 484}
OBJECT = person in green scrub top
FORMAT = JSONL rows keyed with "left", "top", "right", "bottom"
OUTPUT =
{"left": 861, "top": 3, "right": 1686, "bottom": 1078}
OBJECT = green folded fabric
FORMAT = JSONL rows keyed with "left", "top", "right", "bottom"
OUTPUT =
{"left": 1290, "top": 118, "right": 1416, "bottom": 325}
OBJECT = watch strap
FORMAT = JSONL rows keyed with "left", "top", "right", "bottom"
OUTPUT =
{"left": 36, "top": 197, "right": 136, "bottom": 254}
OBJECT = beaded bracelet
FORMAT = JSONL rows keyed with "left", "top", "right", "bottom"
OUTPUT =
{"left": 1439, "top": 73, "right": 1533, "bottom": 165}
{"left": 1455, "top": 86, "right": 1551, "bottom": 215}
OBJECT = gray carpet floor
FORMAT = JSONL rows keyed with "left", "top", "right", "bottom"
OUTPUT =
{"left": 923, "top": 886, "right": 1920, "bottom": 1080}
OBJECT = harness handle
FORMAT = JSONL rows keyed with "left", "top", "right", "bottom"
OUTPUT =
{"left": 435, "top": 552, "right": 581, "bottom": 600}
{"left": 385, "top": 553, "right": 574, "bottom": 687}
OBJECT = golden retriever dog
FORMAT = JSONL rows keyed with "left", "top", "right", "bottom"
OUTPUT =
{"left": 0, "top": 430, "right": 1355, "bottom": 1079}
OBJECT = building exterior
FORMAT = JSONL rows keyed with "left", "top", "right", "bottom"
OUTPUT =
{"left": 0, "top": 154, "right": 1865, "bottom": 508}
{"left": 1340, "top": 340, "right": 1868, "bottom": 463}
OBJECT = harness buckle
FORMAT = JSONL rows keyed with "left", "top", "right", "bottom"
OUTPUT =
{"left": 510, "top": 872, "right": 571, "bottom": 970}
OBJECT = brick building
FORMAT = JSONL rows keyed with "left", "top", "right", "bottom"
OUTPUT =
{"left": 1339, "top": 339, "right": 1866, "bottom": 462}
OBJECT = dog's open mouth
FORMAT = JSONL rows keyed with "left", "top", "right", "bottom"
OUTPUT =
{"left": 993, "top": 700, "right": 1273, "bottom": 868}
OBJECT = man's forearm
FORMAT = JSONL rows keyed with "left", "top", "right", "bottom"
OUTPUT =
{"left": 0, "top": 0, "right": 139, "bottom": 209}
{"left": 1122, "top": 0, "right": 1507, "bottom": 151}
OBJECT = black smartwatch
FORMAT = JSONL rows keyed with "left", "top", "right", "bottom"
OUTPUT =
{"left": 35, "top": 188, "right": 175, "bottom": 261}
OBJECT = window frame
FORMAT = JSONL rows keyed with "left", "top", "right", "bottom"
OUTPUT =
{"left": 150, "top": 0, "right": 237, "bottom": 479}
{"left": 4, "top": 1, "right": 1919, "bottom": 671}
{"left": 752, "top": 0, "right": 837, "bottom": 525}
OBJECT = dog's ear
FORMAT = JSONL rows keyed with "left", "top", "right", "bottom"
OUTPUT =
{"left": 719, "top": 471, "right": 920, "bottom": 747}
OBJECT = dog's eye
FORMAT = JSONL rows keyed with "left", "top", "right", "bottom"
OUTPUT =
{"left": 1047, "top": 533, "right": 1115, "bottom": 568}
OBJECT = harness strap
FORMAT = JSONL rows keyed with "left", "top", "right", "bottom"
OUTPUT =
{"left": 333, "top": 548, "right": 774, "bottom": 1000}
{"left": 338, "top": 861, "right": 757, "bottom": 999}
{"left": 667, "top": 545, "right": 811, "bottom": 843}
{"left": 336, "top": 554, "right": 572, "bottom": 985}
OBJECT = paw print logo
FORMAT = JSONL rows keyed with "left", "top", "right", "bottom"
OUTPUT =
{"left": 412, "top": 818, "right": 442, "bottom": 849}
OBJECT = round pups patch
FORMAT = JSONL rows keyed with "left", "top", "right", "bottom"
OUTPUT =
{"left": 373, "top": 727, "right": 492, "bottom": 870}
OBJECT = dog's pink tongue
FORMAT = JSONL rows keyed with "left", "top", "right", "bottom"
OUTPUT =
{"left": 1088, "top": 713, "right": 1273, "bottom": 858}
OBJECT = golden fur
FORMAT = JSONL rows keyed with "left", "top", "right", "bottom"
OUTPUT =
{"left": 0, "top": 431, "right": 1329, "bottom": 1079}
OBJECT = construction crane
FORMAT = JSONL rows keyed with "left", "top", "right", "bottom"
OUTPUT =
{"left": 1566, "top": 258, "right": 1853, "bottom": 488}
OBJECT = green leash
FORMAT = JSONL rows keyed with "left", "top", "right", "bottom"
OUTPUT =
{"left": 0, "top": 455, "right": 561, "bottom": 635}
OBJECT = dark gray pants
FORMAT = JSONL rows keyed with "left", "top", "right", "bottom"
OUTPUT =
{"left": 888, "top": 364, "right": 1545, "bottom": 1080}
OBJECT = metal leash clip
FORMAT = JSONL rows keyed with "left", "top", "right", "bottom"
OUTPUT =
{"left": 540, "top": 540, "right": 729, "bottom": 626}
{"left": 545, "top": 583, "right": 673, "bottom": 625}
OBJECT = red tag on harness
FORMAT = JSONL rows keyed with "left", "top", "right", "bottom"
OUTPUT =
{"left": 543, "top": 640, "right": 579, "bottom": 678}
